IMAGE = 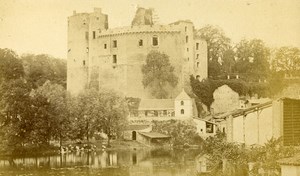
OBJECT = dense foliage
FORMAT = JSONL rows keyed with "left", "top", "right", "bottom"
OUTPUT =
{"left": 21, "top": 54, "right": 67, "bottom": 88}
{"left": 142, "top": 50, "right": 178, "bottom": 98}
{"left": 0, "top": 48, "right": 128, "bottom": 154}
{"left": 197, "top": 25, "right": 299, "bottom": 83}
{"left": 190, "top": 76, "right": 276, "bottom": 109}
{"left": 203, "top": 133, "right": 297, "bottom": 175}
{"left": 271, "top": 46, "right": 300, "bottom": 76}
{"left": 152, "top": 120, "right": 203, "bottom": 146}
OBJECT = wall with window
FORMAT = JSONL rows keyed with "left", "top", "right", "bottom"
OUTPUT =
{"left": 174, "top": 99, "right": 193, "bottom": 117}
{"left": 67, "top": 8, "right": 108, "bottom": 95}
{"left": 194, "top": 39, "right": 208, "bottom": 80}
{"left": 88, "top": 30, "right": 185, "bottom": 98}
{"left": 67, "top": 11, "right": 208, "bottom": 98}
{"left": 193, "top": 118, "right": 217, "bottom": 139}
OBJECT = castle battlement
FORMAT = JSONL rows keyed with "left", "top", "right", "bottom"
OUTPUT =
{"left": 67, "top": 8, "right": 208, "bottom": 98}
{"left": 98, "top": 25, "right": 181, "bottom": 37}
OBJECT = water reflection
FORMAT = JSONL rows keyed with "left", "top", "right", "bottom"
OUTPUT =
{"left": 0, "top": 149, "right": 200, "bottom": 176}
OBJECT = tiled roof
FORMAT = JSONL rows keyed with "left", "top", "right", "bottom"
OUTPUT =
{"left": 277, "top": 154, "right": 300, "bottom": 166}
{"left": 138, "top": 99, "right": 174, "bottom": 110}
{"left": 139, "top": 132, "right": 170, "bottom": 139}
{"left": 175, "top": 90, "right": 191, "bottom": 100}
{"left": 124, "top": 125, "right": 150, "bottom": 131}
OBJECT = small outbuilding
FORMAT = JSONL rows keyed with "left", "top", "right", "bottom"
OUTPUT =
{"left": 137, "top": 132, "right": 171, "bottom": 147}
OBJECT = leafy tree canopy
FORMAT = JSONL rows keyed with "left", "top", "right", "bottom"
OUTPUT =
{"left": 142, "top": 50, "right": 178, "bottom": 98}
{"left": 0, "top": 48, "right": 24, "bottom": 82}
{"left": 271, "top": 46, "right": 300, "bottom": 76}
{"left": 197, "top": 25, "right": 231, "bottom": 62}
{"left": 68, "top": 88, "right": 128, "bottom": 145}
{"left": 21, "top": 54, "right": 66, "bottom": 88}
{"left": 234, "top": 39, "right": 271, "bottom": 81}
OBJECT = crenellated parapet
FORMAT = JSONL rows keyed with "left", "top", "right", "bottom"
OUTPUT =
{"left": 67, "top": 8, "right": 208, "bottom": 98}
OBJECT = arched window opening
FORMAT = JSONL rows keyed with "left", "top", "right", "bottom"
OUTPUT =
{"left": 181, "top": 101, "right": 184, "bottom": 106}
{"left": 181, "top": 109, "right": 184, "bottom": 114}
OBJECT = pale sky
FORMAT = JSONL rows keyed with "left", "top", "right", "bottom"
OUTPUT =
{"left": 0, "top": 0, "right": 299, "bottom": 58}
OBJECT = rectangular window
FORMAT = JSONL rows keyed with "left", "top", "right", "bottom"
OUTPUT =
{"left": 186, "top": 36, "right": 189, "bottom": 43}
{"left": 139, "top": 39, "right": 143, "bottom": 46}
{"left": 113, "top": 40, "right": 117, "bottom": 48}
{"left": 196, "top": 43, "right": 199, "bottom": 50}
{"left": 187, "top": 48, "right": 189, "bottom": 52}
{"left": 83, "top": 60, "right": 86, "bottom": 66}
{"left": 197, "top": 54, "right": 199, "bottom": 59}
{"left": 152, "top": 36, "right": 158, "bottom": 46}
{"left": 93, "top": 31, "right": 96, "bottom": 39}
{"left": 206, "top": 122, "right": 214, "bottom": 133}
{"left": 113, "top": 55, "right": 117, "bottom": 64}
{"left": 185, "top": 26, "right": 187, "bottom": 32}
{"left": 104, "top": 44, "right": 107, "bottom": 49}
{"left": 197, "top": 62, "right": 199, "bottom": 68}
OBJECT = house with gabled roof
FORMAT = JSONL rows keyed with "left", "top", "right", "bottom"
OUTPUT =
{"left": 132, "top": 89, "right": 198, "bottom": 121}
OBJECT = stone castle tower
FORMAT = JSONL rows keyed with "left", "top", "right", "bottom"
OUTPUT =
{"left": 67, "top": 8, "right": 208, "bottom": 98}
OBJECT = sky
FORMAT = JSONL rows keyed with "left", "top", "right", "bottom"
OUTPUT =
{"left": 0, "top": 0, "right": 299, "bottom": 58}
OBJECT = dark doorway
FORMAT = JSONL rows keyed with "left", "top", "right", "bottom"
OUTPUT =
{"left": 132, "top": 131, "right": 136, "bottom": 140}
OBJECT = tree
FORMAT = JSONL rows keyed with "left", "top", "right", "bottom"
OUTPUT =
{"left": 0, "top": 48, "right": 24, "bottom": 83}
{"left": 142, "top": 50, "right": 178, "bottom": 98}
{"left": 68, "top": 89, "right": 101, "bottom": 141}
{"left": 68, "top": 88, "right": 128, "bottom": 146}
{"left": 222, "top": 48, "right": 236, "bottom": 74}
{"left": 235, "top": 39, "right": 270, "bottom": 81}
{"left": 96, "top": 89, "right": 128, "bottom": 146}
{"left": 30, "top": 81, "right": 69, "bottom": 147}
{"left": 190, "top": 76, "right": 214, "bottom": 110}
{"left": 152, "top": 120, "right": 202, "bottom": 146}
{"left": 197, "top": 25, "right": 232, "bottom": 78}
{"left": 0, "top": 79, "right": 33, "bottom": 152}
{"left": 21, "top": 54, "right": 66, "bottom": 88}
{"left": 271, "top": 46, "right": 300, "bottom": 76}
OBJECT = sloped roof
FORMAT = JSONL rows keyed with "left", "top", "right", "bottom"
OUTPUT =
{"left": 139, "top": 132, "right": 170, "bottom": 139}
{"left": 124, "top": 125, "right": 150, "bottom": 131}
{"left": 138, "top": 99, "right": 174, "bottom": 110}
{"left": 213, "top": 101, "right": 273, "bottom": 120}
{"left": 175, "top": 90, "right": 191, "bottom": 100}
{"left": 277, "top": 154, "right": 300, "bottom": 166}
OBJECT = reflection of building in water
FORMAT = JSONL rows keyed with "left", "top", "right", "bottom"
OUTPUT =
{"left": 0, "top": 149, "right": 200, "bottom": 175}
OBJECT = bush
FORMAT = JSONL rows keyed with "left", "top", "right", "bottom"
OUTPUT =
{"left": 152, "top": 120, "right": 203, "bottom": 146}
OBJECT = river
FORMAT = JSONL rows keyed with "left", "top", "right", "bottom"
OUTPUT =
{"left": 0, "top": 149, "right": 204, "bottom": 176}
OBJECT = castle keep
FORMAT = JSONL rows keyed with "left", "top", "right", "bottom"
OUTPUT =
{"left": 67, "top": 8, "right": 208, "bottom": 98}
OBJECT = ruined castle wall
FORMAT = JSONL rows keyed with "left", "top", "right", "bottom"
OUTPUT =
{"left": 67, "top": 8, "right": 108, "bottom": 95}
{"left": 67, "top": 9, "right": 208, "bottom": 97}
{"left": 67, "top": 13, "right": 90, "bottom": 95}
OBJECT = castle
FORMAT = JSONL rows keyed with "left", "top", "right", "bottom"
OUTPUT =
{"left": 67, "top": 8, "right": 208, "bottom": 98}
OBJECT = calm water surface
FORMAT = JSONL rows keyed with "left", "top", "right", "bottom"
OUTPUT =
{"left": 0, "top": 149, "right": 201, "bottom": 176}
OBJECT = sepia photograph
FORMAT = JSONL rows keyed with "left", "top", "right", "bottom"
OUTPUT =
{"left": 0, "top": 0, "right": 300, "bottom": 175}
